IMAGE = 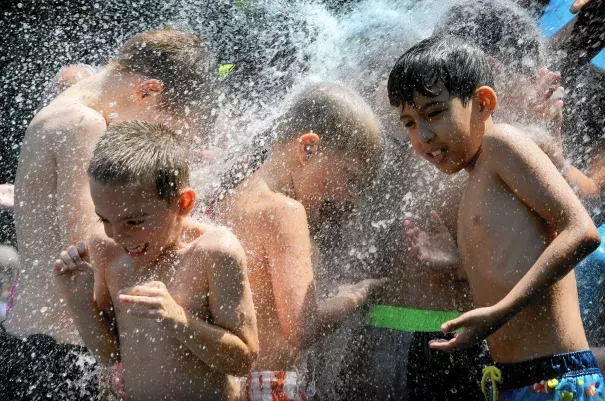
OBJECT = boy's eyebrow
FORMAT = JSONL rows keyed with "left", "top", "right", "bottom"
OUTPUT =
{"left": 418, "top": 101, "right": 444, "bottom": 113}
{"left": 399, "top": 100, "right": 443, "bottom": 119}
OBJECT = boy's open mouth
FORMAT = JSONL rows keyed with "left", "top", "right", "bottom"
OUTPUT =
{"left": 123, "top": 243, "right": 149, "bottom": 257}
{"left": 427, "top": 148, "right": 447, "bottom": 163}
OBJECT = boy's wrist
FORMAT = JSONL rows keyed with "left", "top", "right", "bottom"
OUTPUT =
{"left": 164, "top": 305, "right": 189, "bottom": 333}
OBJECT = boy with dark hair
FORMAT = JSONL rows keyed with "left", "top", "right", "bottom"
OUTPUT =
{"left": 214, "top": 82, "right": 386, "bottom": 401}
{"left": 388, "top": 35, "right": 602, "bottom": 400}
{"left": 56, "top": 120, "right": 258, "bottom": 400}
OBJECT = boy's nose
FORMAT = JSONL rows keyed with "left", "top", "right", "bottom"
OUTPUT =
{"left": 418, "top": 124, "right": 436, "bottom": 143}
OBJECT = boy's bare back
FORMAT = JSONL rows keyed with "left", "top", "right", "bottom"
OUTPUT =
{"left": 458, "top": 124, "right": 589, "bottom": 362}
{"left": 11, "top": 92, "right": 106, "bottom": 342}
{"left": 91, "top": 219, "right": 253, "bottom": 400}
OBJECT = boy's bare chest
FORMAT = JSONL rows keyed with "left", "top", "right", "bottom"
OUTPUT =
{"left": 457, "top": 169, "right": 529, "bottom": 258}
{"left": 107, "top": 255, "right": 210, "bottom": 315}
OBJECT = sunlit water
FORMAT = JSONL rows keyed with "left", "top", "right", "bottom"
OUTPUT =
{"left": 2, "top": 0, "right": 603, "bottom": 399}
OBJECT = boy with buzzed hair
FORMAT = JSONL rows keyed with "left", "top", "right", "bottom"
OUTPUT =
{"left": 9, "top": 29, "right": 216, "bottom": 341}
{"left": 214, "top": 82, "right": 386, "bottom": 401}
{"left": 3, "top": 28, "right": 217, "bottom": 400}
{"left": 388, "top": 35, "right": 603, "bottom": 400}
{"left": 56, "top": 120, "right": 258, "bottom": 400}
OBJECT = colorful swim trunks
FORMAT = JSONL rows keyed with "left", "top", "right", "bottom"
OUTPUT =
{"left": 482, "top": 350, "right": 605, "bottom": 401}
{"left": 246, "top": 370, "right": 310, "bottom": 401}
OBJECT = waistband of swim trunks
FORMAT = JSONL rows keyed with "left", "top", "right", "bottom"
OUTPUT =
{"left": 496, "top": 350, "right": 600, "bottom": 391}
{"left": 366, "top": 305, "right": 462, "bottom": 332}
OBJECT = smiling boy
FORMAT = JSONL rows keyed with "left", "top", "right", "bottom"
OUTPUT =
{"left": 388, "top": 36, "right": 603, "bottom": 400}
{"left": 55, "top": 120, "right": 258, "bottom": 400}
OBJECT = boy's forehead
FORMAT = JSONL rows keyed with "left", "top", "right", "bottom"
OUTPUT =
{"left": 400, "top": 82, "right": 452, "bottom": 113}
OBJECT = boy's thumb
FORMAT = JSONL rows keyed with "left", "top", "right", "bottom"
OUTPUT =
{"left": 76, "top": 241, "right": 90, "bottom": 263}
{"left": 441, "top": 316, "right": 465, "bottom": 333}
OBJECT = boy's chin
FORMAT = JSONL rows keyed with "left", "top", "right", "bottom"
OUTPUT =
{"left": 433, "top": 162, "right": 464, "bottom": 175}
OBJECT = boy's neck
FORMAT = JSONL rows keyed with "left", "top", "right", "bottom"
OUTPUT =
{"left": 79, "top": 67, "right": 138, "bottom": 122}
{"left": 255, "top": 148, "right": 297, "bottom": 200}
{"left": 464, "top": 117, "right": 494, "bottom": 173}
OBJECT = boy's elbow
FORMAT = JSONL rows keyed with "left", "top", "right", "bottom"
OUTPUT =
{"left": 581, "top": 224, "right": 601, "bottom": 253}
{"left": 226, "top": 345, "right": 258, "bottom": 376}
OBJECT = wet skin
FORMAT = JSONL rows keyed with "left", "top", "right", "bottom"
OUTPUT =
{"left": 398, "top": 83, "right": 598, "bottom": 362}
{"left": 215, "top": 140, "right": 382, "bottom": 371}
{"left": 59, "top": 181, "right": 258, "bottom": 401}
{"left": 9, "top": 68, "right": 194, "bottom": 343}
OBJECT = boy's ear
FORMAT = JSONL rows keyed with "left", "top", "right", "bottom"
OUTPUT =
{"left": 296, "top": 132, "right": 321, "bottom": 166}
{"left": 475, "top": 86, "right": 498, "bottom": 117}
{"left": 134, "top": 79, "right": 164, "bottom": 103}
{"left": 177, "top": 188, "right": 196, "bottom": 216}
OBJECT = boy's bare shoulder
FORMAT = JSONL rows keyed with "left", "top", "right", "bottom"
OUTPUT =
{"left": 26, "top": 102, "right": 105, "bottom": 147}
{"left": 190, "top": 221, "right": 247, "bottom": 268}
{"left": 88, "top": 229, "right": 121, "bottom": 263}
{"left": 257, "top": 191, "right": 308, "bottom": 229}
{"left": 483, "top": 123, "right": 537, "bottom": 159}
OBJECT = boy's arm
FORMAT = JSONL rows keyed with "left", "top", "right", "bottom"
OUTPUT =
{"left": 264, "top": 200, "right": 383, "bottom": 347}
{"left": 175, "top": 241, "right": 258, "bottom": 376}
{"left": 53, "top": 105, "right": 106, "bottom": 247}
{"left": 118, "top": 237, "right": 258, "bottom": 376}
{"left": 54, "top": 240, "right": 120, "bottom": 364}
{"left": 431, "top": 127, "right": 600, "bottom": 351}
{"left": 264, "top": 200, "right": 318, "bottom": 349}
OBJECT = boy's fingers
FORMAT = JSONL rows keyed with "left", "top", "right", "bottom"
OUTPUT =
{"left": 428, "top": 337, "right": 459, "bottom": 352}
{"left": 430, "top": 210, "right": 447, "bottom": 233}
{"left": 441, "top": 315, "right": 466, "bottom": 333}
{"left": 76, "top": 241, "right": 90, "bottom": 263}
{"left": 120, "top": 285, "right": 161, "bottom": 297}
{"left": 68, "top": 246, "right": 84, "bottom": 266}
{"left": 570, "top": 0, "right": 591, "bottom": 13}
{"left": 118, "top": 294, "right": 161, "bottom": 307}
{"left": 125, "top": 307, "right": 161, "bottom": 319}
{"left": 60, "top": 250, "right": 76, "bottom": 269}
{"left": 54, "top": 259, "right": 67, "bottom": 275}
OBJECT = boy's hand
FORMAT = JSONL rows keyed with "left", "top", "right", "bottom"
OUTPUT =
{"left": 118, "top": 281, "right": 187, "bottom": 327}
{"left": 335, "top": 278, "right": 389, "bottom": 308}
{"left": 404, "top": 211, "right": 460, "bottom": 270}
{"left": 0, "top": 184, "right": 15, "bottom": 210}
{"left": 427, "top": 305, "right": 506, "bottom": 352}
{"left": 528, "top": 68, "right": 564, "bottom": 131}
{"left": 570, "top": 0, "right": 591, "bottom": 13}
{"left": 54, "top": 242, "right": 95, "bottom": 302}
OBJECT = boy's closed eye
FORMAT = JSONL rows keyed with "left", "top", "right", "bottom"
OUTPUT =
{"left": 126, "top": 220, "right": 145, "bottom": 227}
{"left": 426, "top": 108, "right": 445, "bottom": 119}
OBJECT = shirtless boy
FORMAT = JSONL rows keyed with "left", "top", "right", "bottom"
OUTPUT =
{"left": 388, "top": 35, "right": 602, "bottom": 400}
{"left": 10, "top": 29, "right": 216, "bottom": 343}
{"left": 214, "top": 83, "right": 385, "bottom": 401}
{"left": 55, "top": 120, "right": 258, "bottom": 400}
{"left": 2, "top": 29, "right": 216, "bottom": 400}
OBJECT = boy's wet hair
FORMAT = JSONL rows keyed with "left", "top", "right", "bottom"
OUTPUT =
{"left": 434, "top": 0, "right": 545, "bottom": 76}
{"left": 214, "top": 83, "right": 383, "bottom": 197}
{"left": 388, "top": 35, "right": 494, "bottom": 107}
{"left": 275, "top": 82, "right": 383, "bottom": 161}
{"left": 88, "top": 120, "right": 189, "bottom": 203}
{"left": 113, "top": 29, "right": 217, "bottom": 117}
